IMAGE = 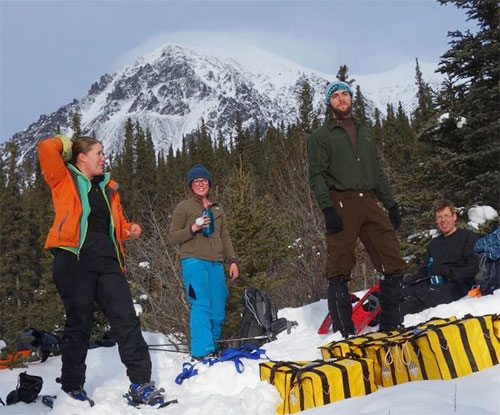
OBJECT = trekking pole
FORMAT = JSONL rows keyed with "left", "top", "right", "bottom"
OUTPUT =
{"left": 407, "top": 276, "right": 430, "bottom": 286}
{"left": 215, "top": 335, "right": 270, "bottom": 344}
{"left": 148, "top": 342, "right": 189, "bottom": 347}
{"left": 148, "top": 347, "right": 191, "bottom": 354}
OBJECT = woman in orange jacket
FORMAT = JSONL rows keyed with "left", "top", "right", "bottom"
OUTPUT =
{"left": 38, "top": 135, "right": 166, "bottom": 407}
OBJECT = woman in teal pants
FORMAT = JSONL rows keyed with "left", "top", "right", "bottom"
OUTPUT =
{"left": 168, "top": 165, "right": 239, "bottom": 358}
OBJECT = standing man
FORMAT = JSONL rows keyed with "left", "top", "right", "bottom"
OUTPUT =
{"left": 308, "top": 80, "right": 406, "bottom": 337}
{"left": 401, "top": 200, "right": 479, "bottom": 314}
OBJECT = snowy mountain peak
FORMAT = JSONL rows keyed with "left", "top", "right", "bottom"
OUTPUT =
{"left": 7, "top": 43, "right": 443, "bottom": 162}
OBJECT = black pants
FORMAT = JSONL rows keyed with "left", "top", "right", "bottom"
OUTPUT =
{"left": 401, "top": 280, "right": 459, "bottom": 316}
{"left": 53, "top": 250, "right": 151, "bottom": 391}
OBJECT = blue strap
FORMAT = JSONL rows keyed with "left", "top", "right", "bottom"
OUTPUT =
{"left": 175, "top": 362, "right": 198, "bottom": 385}
{"left": 176, "top": 344, "right": 268, "bottom": 382}
{"left": 205, "top": 344, "right": 268, "bottom": 373}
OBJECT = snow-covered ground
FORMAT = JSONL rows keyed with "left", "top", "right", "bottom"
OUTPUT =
{"left": 1, "top": 288, "right": 499, "bottom": 415}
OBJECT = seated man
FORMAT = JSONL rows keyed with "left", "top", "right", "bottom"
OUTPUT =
{"left": 401, "top": 199, "right": 479, "bottom": 315}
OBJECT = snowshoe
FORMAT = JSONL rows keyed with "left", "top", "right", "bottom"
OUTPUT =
{"left": 41, "top": 388, "right": 94, "bottom": 408}
{"left": 123, "top": 381, "right": 177, "bottom": 408}
{"left": 66, "top": 388, "right": 95, "bottom": 406}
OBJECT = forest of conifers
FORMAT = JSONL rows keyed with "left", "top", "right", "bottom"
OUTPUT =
{"left": 0, "top": 0, "right": 498, "bottom": 351}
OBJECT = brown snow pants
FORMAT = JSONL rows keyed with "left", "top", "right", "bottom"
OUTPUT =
{"left": 325, "top": 190, "right": 406, "bottom": 279}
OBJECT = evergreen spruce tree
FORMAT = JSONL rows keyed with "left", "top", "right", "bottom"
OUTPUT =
{"left": 222, "top": 162, "right": 289, "bottom": 336}
{"left": 117, "top": 118, "right": 136, "bottom": 214}
{"left": 0, "top": 143, "right": 38, "bottom": 343}
{"left": 412, "top": 58, "right": 436, "bottom": 132}
{"left": 135, "top": 127, "right": 157, "bottom": 210}
{"left": 298, "top": 79, "right": 314, "bottom": 134}
{"left": 373, "top": 108, "right": 384, "bottom": 143}
{"left": 71, "top": 111, "right": 82, "bottom": 139}
{"left": 232, "top": 112, "right": 253, "bottom": 169}
{"left": 212, "top": 131, "right": 228, "bottom": 183}
{"left": 352, "top": 85, "right": 371, "bottom": 125}
{"left": 192, "top": 119, "right": 215, "bottom": 168}
{"left": 336, "top": 65, "right": 355, "bottom": 85}
{"left": 422, "top": 0, "right": 500, "bottom": 208}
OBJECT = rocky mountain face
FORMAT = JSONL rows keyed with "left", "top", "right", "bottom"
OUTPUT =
{"left": 6, "top": 44, "right": 442, "bottom": 161}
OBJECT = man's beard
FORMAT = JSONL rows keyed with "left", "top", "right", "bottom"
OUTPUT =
{"left": 331, "top": 103, "right": 352, "bottom": 119}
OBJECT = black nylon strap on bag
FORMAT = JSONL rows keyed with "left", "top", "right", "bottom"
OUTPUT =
{"left": 6, "top": 372, "right": 43, "bottom": 405}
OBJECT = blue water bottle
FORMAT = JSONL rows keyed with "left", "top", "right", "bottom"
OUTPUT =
{"left": 202, "top": 206, "right": 214, "bottom": 236}
{"left": 426, "top": 256, "right": 444, "bottom": 286}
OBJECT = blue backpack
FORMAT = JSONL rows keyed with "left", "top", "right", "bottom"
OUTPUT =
{"left": 474, "top": 227, "right": 500, "bottom": 295}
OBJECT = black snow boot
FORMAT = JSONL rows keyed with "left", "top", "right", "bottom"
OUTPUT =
{"left": 379, "top": 274, "right": 403, "bottom": 332}
{"left": 327, "top": 279, "right": 355, "bottom": 338}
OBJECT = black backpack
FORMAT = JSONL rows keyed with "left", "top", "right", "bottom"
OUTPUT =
{"left": 6, "top": 372, "right": 43, "bottom": 405}
{"left": 237, "top": 288, "right": 296, "bottom": 346}
{"left": 18, "top": 328, "right": 61, "bottom": 362}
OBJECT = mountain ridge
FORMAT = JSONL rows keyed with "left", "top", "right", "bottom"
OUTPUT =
{"left": 5, "top": 43, "right": 443, "bottom": 162}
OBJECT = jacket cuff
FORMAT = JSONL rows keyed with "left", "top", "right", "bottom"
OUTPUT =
{"left": 229, "top": 257, "right": 238, "bottom": 265}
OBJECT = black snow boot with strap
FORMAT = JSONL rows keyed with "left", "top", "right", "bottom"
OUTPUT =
{"left": 327, "top": 279, "right": 355, "bottom": 338}
{"left": 379, "top": 274, "right": 403, "bottom": 331}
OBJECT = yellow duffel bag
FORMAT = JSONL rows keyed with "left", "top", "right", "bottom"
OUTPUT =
{"left": 319, "top": 316, "right": 458, "bottom": 361}
{"left": 413, "top": 314, "right": 500, "bottom": 380}
{"left": 295, "top": 358, "right": 378, "bottom": 412}
{"left": 376, "top": 335, "right": 442, "bottom": 387}
{"left": 343, "top": 317, "right": 459, "bottom": 386}
{"left": 493, "top": 314, "right": 500, "bottom": 339}
{"left": 259, "top": 358, "right": 377, "bottom": 414}
{"left": 259, "top": 360, "right": 310, "bottom": 414}
{"left": 319, "top": 331, "right": 395, "bottom": 360}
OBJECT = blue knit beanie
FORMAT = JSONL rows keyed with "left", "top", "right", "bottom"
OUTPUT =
{"left": 325, "top": 81, "right": 353, "bottom": 104}
{"left": 187, "top": 164, "right": 212, "bottom": 187}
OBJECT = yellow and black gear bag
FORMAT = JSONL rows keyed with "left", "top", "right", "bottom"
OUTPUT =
{"left": 259, "top": 360, "right": 311, "bottom": 414}
{"left": 334, "top": 317, "right": 459, "bottom": 385}
{"left": 493, "top": 314, "right": 500, "bottom": 340}
{"left": 412, "top": 314, "right": 500, "bottom": 380}
{"left": 294, "top": 358, "right": 378, "bottom": 412}
{"left": 319, "top": 331, "right": 397, "bottom": 360}
{"left": 376, "top": 335, "right": 443, "bottom": 387}
{"left": 319, "top": 316, "right": 457, "bottom": 361}
{"left": 259, "top": 358, "right": 377, "bottom": 414}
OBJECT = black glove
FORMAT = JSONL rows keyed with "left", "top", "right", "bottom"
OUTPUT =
{"left": 388, "top": 205, "right": 401, "bottom": 230}
{"left": 431, "top": 262, "right": 450, "bottom": 278}
{"left": 322, "top": 206, "right": 343, "bottom": 233}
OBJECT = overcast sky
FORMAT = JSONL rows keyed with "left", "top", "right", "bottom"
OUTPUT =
{"left": 0, "top": 0, "right": 476, "bottom": 142}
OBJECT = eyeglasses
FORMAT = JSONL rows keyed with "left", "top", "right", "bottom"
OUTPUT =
{"left": 436, "top": 213, "right": 454, "bottom": 221}
{"left": 192, "top": 179, "right": 209, "bottom": 186}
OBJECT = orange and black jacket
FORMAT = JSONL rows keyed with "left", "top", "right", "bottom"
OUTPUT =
{"left": 37, "top": 136, "right": 135, "bottom": 269}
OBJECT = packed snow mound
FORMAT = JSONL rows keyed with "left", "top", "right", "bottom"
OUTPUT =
{"left": 468, "top": 205, "right": 498, "bottom": 229}
{"left": 1, "top": 290, "right": 499, "bottom": 414}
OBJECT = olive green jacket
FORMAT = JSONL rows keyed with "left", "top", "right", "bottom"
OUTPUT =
{"left": 168, "top": 195, "right": 237, "bottom": 262}
{"left": 308, "top": 118, "right": 396, "bottom": 210}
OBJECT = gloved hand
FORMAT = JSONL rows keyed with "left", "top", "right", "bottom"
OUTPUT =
{"left": 55, "top": 134, "right": 73, "bottom": 162}
{"left": 431, "top": 262, "right": 450, "bottom": 278}
{"left": 322, "top": 206, "right": 343, "bottom": 233}
{"left": 388, "top": 204, "right": 401, "bottom": 230}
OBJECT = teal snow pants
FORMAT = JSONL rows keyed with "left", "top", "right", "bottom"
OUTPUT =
{"left": 180, "top": 258, "right": 229, "bottom": 358}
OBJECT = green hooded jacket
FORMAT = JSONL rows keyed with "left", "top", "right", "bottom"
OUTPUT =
{"left": 308, "top": 118, "right": 396, "bottom": 210}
